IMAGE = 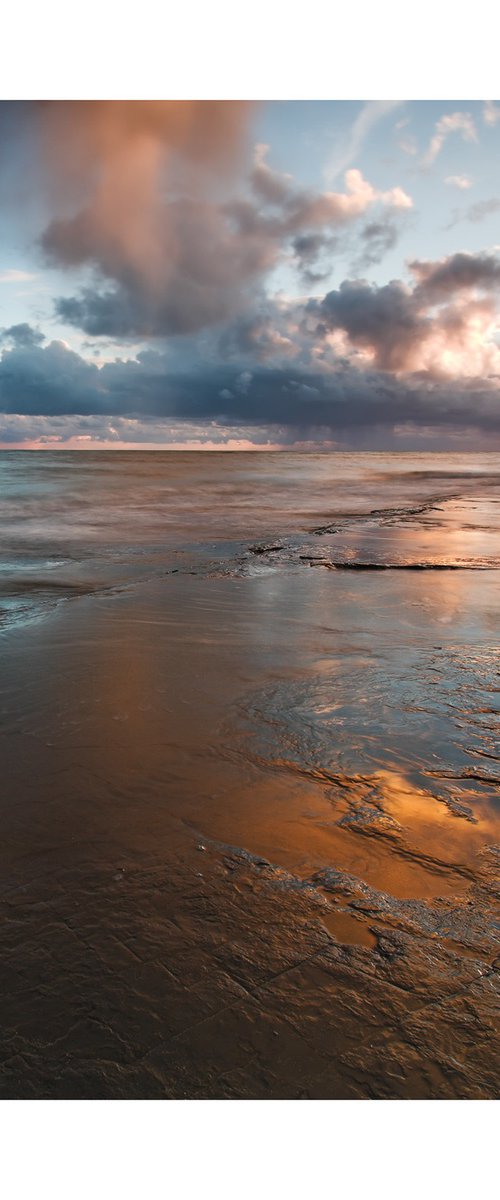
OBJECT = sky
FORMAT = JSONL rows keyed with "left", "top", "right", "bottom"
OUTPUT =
{"left": 1, "top": 99, "right": 500, "bottom": 449}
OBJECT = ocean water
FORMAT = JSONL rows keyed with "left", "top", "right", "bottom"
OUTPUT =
{"left": 1, "top": 450, "right": 500, "bottom": 632}
{"left": 0, "top": 451, "right": 499, "bottom": 1097}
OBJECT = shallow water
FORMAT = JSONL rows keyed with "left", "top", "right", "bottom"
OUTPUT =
{"left": 0, "top": 451, "right": 499, "bottom": 1098}
{"left": 2, "top": 450, "right": 500, "bottom": 631}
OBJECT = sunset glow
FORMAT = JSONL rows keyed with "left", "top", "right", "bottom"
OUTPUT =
{"left": 1, "top": 97, "right": 500, "bottom": 1109}
{"left": 1, "top": 100, "right": 500, "bottom": 450}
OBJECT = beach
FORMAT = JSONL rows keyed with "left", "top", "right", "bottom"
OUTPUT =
{"left": 0, "top": 450, "right": 499, "bottom": 1098}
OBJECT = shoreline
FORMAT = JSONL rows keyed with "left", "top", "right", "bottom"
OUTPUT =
{"left": 0, "top": 565, "right": 498, "bottom": 1098}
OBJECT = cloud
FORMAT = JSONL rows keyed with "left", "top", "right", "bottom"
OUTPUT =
{"left": 448, "top": 196, "right": 498, "bottom": 226}
{"left": 250, "top": 143, "right": 293, "bottom": 204}
{"left": 247, "top": 165, "right": 411, "bottom": 253}
{"left": 1, "top": 340, "right": 499, "bottom": 450}
{"left": 466, "top": 198, "right": 500, "bottom": 222}
{"left": 0, "top": 104, "right": 414, "bottom": 342}
{"left": 0, "top": 322, "right": 45, "bottom": 346}
{"left": 0, "top": 104, "right": 498, "bottom": 449}
{"left": 421, "top": 112, "right": 477, "bottom": 167}
{"left": 308, "top": 251, "right": 500, "bottom": 377}
{"left": 41, "top": 131, "right": 412, "bottom": 338}
{"left": 48, "top": 187, "right": 280, "bottom": 335}
{"left": 483, "top": 101, "right": 500, "bottom": 126}
{"left": 397, "top": 135, "right": 418, "bottom": 157}
{"left": 350, "top": 219, "right": 399, "bottom": 272}
{"left": 24, "top": 101, "right": 262, "bottom": 336}
{"left": 218, "top": 304, "right": 295, "bottom": 361}
{"left": 409, "top": 251, "right": 500, "bottom": 300}
{"left": 0, "top": 411, "right": 285, "bottom": 451}
{"left": 0, "top": 336, "right": 104, "bottom": 416}
{"left": 0, "top": 268, "right": 37, "bottom": 283}
{"left": 444, "top": 175, "right": 472, "bottom": 190}
{"left": 292, "top": 232, "right": 339, "bottom": 284}
{"left": 325, "top": 101, "right": 404, "bottom": 183}
{"left": 394, "top": 116, "right": 418, "bottom": 157}
{"left": 2, "top": 252, "right": 500, "bottom": 449}
{"left": 308, "top": 279, "right": 424, "bottom": 372}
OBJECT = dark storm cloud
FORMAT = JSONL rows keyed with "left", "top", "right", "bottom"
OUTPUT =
{"left": 1, "top": 331, "right": 500, "bottom": 439}
{"left": 308, "top": 279, "right": 424, "bottom": 371}
{"left": 0, "top": 323, "right": 45, "bottom": 347}
{"left": 2, "top": 248, "right": 500, "bottom": 435}
{"left": 217, "top": 307, "right": 295, "bottom": 361}
{"left": 0, "top": 338, "right": 103, "bottom": 415}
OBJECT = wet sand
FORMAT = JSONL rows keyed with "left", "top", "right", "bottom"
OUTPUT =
{"left": 0, "top": 453, "right": 499, "bottom": 1098}
{"left": 1, "top": 572, "right": 499, "bottom": 1098}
